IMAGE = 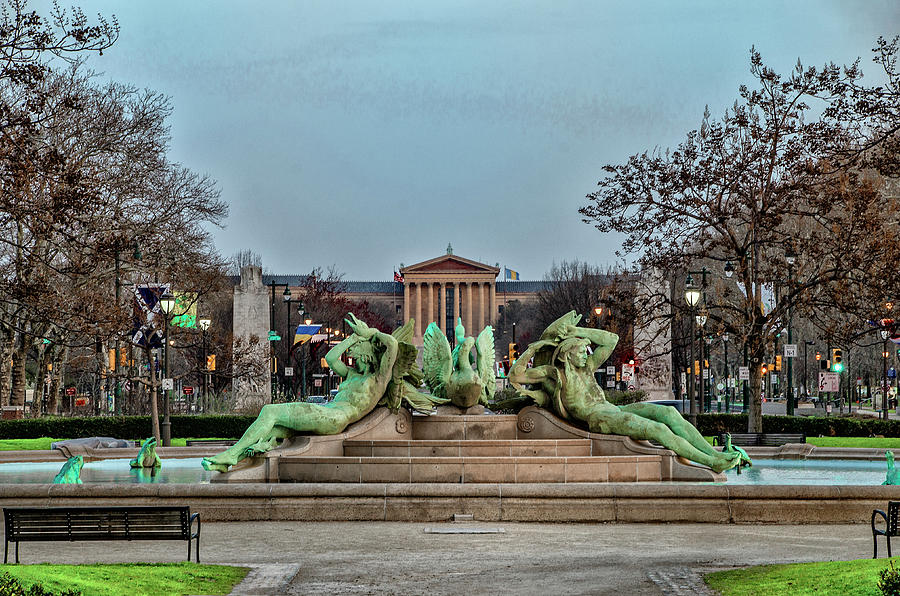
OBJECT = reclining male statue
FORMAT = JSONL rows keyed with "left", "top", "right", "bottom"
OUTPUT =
{"left": 508, "top": 311, "right": 749, "bottom": 473}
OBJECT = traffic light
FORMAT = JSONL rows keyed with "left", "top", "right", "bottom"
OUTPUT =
{"left": 820, "top": 358, "right": 828, "bottom": 370}
{"left": 832, "top": 349, "right": 844, "bottom": 372}
{"left": 761, "top": 364, "right": 768, "bottom": 376}
{"left": 775, "top": 355, "right": 782, "bottom": 372}
{"left": 508, "top": 343, "right": 519, "bottom": 364}
{"left": 815, "top": 351, "right": 821, "bottom": 361}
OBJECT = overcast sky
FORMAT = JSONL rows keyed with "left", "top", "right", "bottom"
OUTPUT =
{"left": 59, "top": 1, "right": 899, "bottom": 279}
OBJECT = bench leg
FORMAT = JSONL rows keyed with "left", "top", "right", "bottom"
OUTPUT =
{"left": 889, "top": 535, "right": 893, "bottom": 559}
{"left": 3, "top": 539, "right": 7, "bottom": 564}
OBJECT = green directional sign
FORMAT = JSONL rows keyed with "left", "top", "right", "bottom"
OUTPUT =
{"left": 267, "top": 331, "right": 281, "bottom": 341}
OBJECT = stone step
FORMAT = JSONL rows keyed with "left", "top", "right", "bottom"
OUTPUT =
{"left": 343, "top": 439, "right": 593, "bottom": 458}
{"left": 278, "top": 454, "right": 662, "bottom": 483}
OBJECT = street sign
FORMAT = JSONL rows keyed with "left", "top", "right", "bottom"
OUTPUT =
{"left": 65, "top": 387, "right": 76, "bottom": 396}
{"left": 784, "top": 344, "right": 797, "bottom": 358}
{"left": 606, "top": 366, "right": 615, "bottom": 376}
{"left": 74, "top": 397, "right": 88, "bottom": 407}
{"left": 819, "top": 371, "right": 839, "bottom": 393}
{"left": 162, "top": 378, "right": 173, "bottom": 390}
{"left": 702, "top": 369, "right": 709, "bottom": 379}
{"left": 716, "top": 383, "right": 724, "bottom": 391}
{"left": 890, "top": 367, "right": 897, "bottom": 380}
{"left": 622, "top": 364, "right": 634, "bottom": 382}
{"left": 857, "top": 377, "right": 863, "bottom": 386}
{"left": 738, "top": 366, "right": 749, "bottom": 381}
{"left": 284, "top": 367, "right": 294, "bottom": 377}
{"left": 183, "top": 386, "right": 194, "bottom": 395}
{"left": 606, "top": 379, "right": 615, "bottom": 388}
{"left": 680, "top": 372, "right": 686, "bottom": 387}
{"left": 314, "top": 379, "right": 322, "bottom": 387}
{"left": 267, "top": 330, "right": 281, "bottom": 341}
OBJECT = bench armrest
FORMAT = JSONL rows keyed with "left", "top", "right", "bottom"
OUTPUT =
{"left": 873, "top": 508, "right": 888, "bottom": 534}
{"left": 189, "top": 512, "right": 201, "bottom": 539}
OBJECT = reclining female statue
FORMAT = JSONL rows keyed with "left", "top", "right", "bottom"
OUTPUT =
{"left": 203, "top": 313, "right": 430, "bottom": 472}
{"left": 508, "top": 311, "right": 749, "bottom": 473}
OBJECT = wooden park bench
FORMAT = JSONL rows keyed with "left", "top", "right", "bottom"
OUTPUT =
{"left": 716, "top": 433, "right": 806, "bottom": 447}
{"left": 872, "top": 501, "right": 900, "bottom": 558}
{"left": 185, "top": 439, "right": 236, "bottom": 446}
{"left": 3, "top": 506, "right": 200, "bottom": 564}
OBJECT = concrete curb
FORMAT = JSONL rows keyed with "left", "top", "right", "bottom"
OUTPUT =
{"left": 3, "top": 482, "right": 900, "bottom": 523}
{"left": 228, "top": 564, "right": 301, "bottom": 595}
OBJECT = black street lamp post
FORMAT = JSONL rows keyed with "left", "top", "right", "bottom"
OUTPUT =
{"left": 883, "top": 329, "right": 891, "bottom": 420}
{"left": 158, "top": 290, "right": 176, "bottom": 447}
{"left": 722, "top": 332, "right": 730, "bottom": 413}
{"left": 684, "top": 276, "right": 701, "bottom": 425}
{"left": 785, "top": 249, "right": 796, "bottom": 416}
{"left": 198, "top": 315, "right": 211, "bottom": 412}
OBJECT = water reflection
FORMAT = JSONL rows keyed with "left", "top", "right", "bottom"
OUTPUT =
{"left": 0, "top": 458, "right": 212, "bottom": 484}
{"left": 721, "top": 458, "right": 888, "bottom": 485}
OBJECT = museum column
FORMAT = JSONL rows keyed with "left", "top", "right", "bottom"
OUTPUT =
{"left": 439, "top": 282, "right": 446, "bottom": 333}
{"left": 478, "top": 282, "right": 486, "bottom": 329}
{"left": 488, "top": 280, "right": 496, "bottom": 326}
{"left": 452, "top": 283, "right": 460, "bottom": 334}
{"left": 466, "top": 283, "right": 473, "bottom": 332}
{"left": 426, "top": 283, "right": 433, "bottom": 329}
{"left": 402, "top": 279, "right": 410, "bottom": 326}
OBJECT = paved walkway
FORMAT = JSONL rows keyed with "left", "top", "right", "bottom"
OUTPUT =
{"left": 4, "top": 521, "right": 876, "bottom": 595}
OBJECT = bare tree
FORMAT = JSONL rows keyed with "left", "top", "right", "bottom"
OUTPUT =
{"left": 581, "top": 42, "right": 900, "bottom": 432}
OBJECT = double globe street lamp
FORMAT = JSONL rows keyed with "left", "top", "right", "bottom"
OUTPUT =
{"left": 684, "top": 276, "right": 702, "bottom": 424}
{"left": 158, "top": 290, "right": 176, "bottom": 446}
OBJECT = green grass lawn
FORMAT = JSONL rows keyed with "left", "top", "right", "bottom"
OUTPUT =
{"left": 705, "top": 558, "right": 897, "bottom": 595}
{"left": 697, "top": 436, "right": 900, "bottom": 449}
{"left": 807, "top": 436, "right": 900, "bottom": 448}
{"left": 0, "top": 437, "right": 63, "bottom": 450}
{"left": 0, "top": 563, "right": 249, "bottom": 596}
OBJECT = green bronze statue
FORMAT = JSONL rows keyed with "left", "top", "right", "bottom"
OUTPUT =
{"left": 202, "top": 314, "right": 444, "bottom": 472}
{"left": 52, "top": 455, "right": 84, "bottom": 484}
{"left": 884, "top": 450, "right": 899, "bottom": 485}
{"left": 508, "top": 311, "right": 750, "bottom": 473}
{"left": 423, "top": 318, "right": 495, "bottom": 408}
{"left": 130, "top": 437, "right": 161, "bottom": 469}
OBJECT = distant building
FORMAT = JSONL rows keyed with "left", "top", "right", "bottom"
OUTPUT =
{"left": 259, "top": 252, "right": 543, "bottom": 347}
{"left": 234, "top": 252, "right": 673, "bottom": 402}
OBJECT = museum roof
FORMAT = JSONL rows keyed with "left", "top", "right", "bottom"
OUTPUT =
{"left": 229, "top": 275, "right": 549, "bottom": 294}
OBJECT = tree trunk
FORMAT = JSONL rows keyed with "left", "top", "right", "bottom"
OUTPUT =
{"left": 746, "top": 331, "right": 766, "bottom": 433}
{"left": 10, "top": 335, "right": 26, "bottom": 407}
{"left": 48, "top": 347, "right": 67, "bottom": 415}
{"left": 0, "top": 331, "right": 12, "bottom": 407}
{"left": 31, "top": 346, "right": 49, "bottom": 417}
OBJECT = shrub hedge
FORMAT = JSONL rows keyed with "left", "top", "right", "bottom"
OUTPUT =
{"left": 695, "top": 413, "right": 900, "bottom": 438}
{"left": 0, "top": 415, "right": 257, "bottom": 440}
{"left": 2, "top": 412, "right": 900, "bottom": 440}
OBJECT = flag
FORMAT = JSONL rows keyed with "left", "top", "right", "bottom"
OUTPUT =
{"left": 394, "top": 271, "right": 404, "bottom": 283}
{"left": 504, "top": 268, "right": 519, "bottom": 281}
{"left": 294, "top": 323, "right": 322, "bottom": 346}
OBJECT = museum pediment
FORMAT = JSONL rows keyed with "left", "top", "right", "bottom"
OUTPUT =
{"left": 401, "top": 255, "right": 500, "bottom": 276}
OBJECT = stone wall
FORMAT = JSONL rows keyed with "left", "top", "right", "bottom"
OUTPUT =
{"left": 633, "top": 268, "right": 674, "bottom": 400}
{"left": 232, "top": 265, "right": 270, "bottom": 408}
